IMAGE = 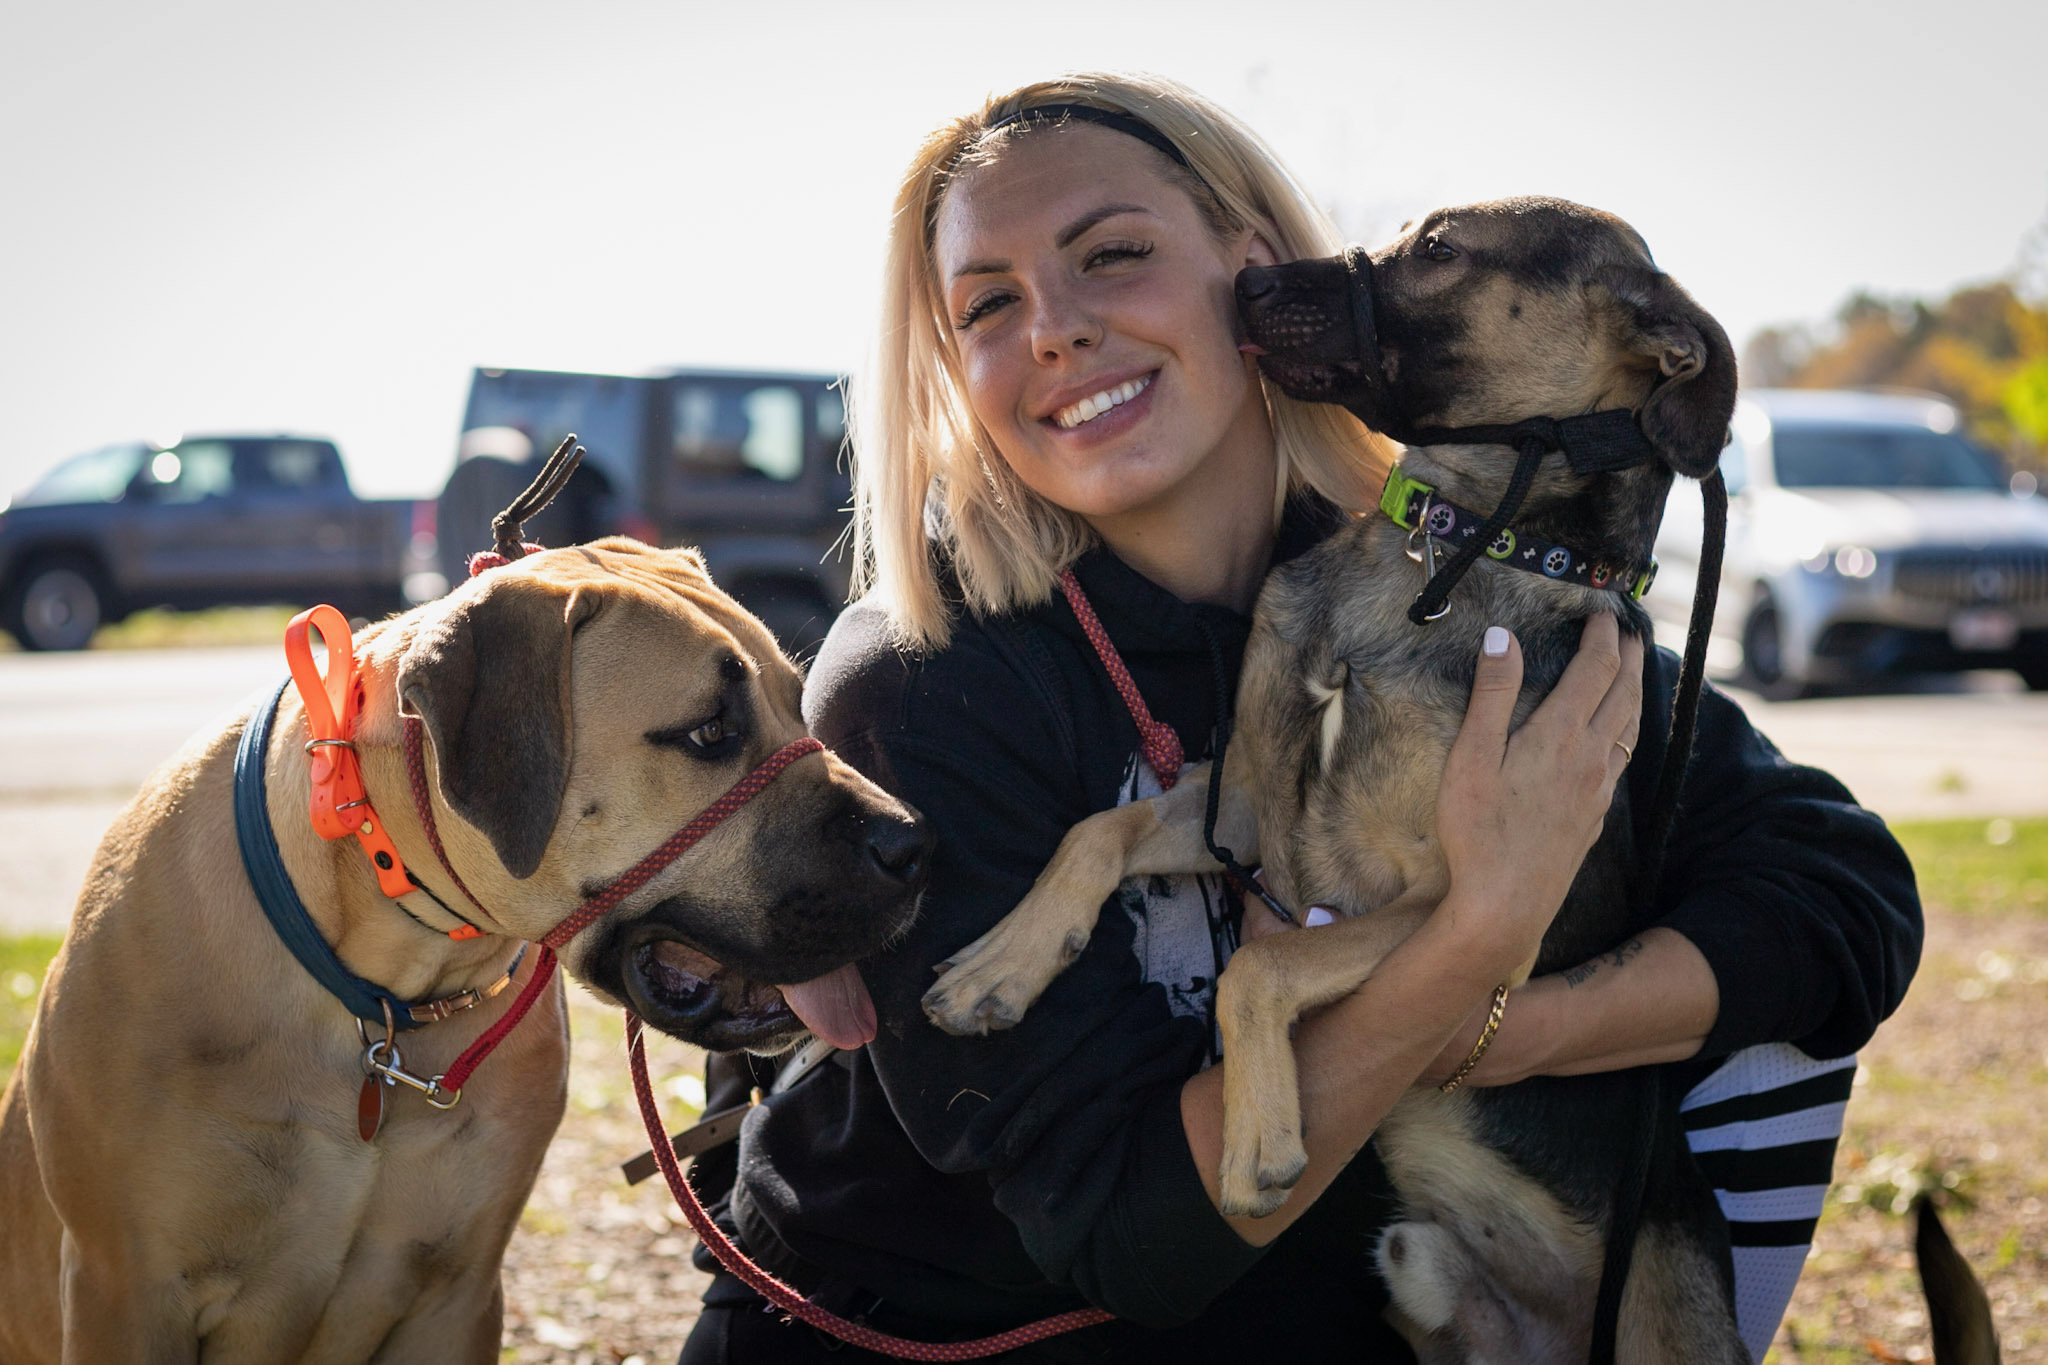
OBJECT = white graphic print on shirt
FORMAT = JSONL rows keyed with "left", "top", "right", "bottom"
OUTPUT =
{"left": 1111, "top": 751, "right": 1237, "bottom": 1057}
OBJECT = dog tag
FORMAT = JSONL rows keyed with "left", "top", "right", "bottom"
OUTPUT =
{"left": 358, "top": 1074, "right": 385, "bottom": 1142}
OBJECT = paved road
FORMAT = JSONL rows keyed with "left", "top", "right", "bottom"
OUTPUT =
{"left": 2, "top": 647, "right": 2042, "bottom": 934}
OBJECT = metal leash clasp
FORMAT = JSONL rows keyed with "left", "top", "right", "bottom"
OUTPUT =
{"left": 1405, "top": 494, "right": 1453, "bottom": 622}
{"left": 357, "top": 998, "right": 464, "bottom": 1111}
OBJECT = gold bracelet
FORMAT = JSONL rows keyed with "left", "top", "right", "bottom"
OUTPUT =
{"left": 1438, "top": 984, "right": 1510, "bottom": 1093}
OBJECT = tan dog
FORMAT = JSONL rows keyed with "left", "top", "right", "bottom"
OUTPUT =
{"left": 0, "top": 537, "right": 928, "bottom": 1363}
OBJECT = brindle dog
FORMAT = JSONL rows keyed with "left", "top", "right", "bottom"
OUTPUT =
{"left": 0, "top": 537, "right": 929, "bottom": 1363}
{"left": 926, "top": 199, "right": 1747, "bottom": 1363}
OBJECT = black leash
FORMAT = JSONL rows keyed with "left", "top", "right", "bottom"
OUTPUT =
{"left": 1639, "top": 468, "right": 1727, "bottom": 894}
{"left": 1588, "top": 1066, "right": 1664, "bottom": 1364}
{"left": 1191, "top": 615, "right": 1296, "bottom": 926}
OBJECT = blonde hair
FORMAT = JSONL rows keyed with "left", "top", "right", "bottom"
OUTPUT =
{"left": 848, "top": 70, "right": 1394, "bottom": 649}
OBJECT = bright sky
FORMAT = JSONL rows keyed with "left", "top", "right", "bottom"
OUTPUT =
{"left": 4, "top": 0, "right": 2043, "bottom": 498}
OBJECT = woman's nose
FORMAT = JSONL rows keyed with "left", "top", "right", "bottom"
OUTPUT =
{"left": 1029, "top": 292, "right": 1102, "bottom": 363}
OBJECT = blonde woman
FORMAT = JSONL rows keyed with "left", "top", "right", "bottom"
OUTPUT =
{"left": 679, "top": 74, "right": 1918, "bottom": 1363}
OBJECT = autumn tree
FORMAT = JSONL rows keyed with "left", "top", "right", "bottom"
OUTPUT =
{"left": 1741, "top": 215, "right": 2048, "bottom": 477}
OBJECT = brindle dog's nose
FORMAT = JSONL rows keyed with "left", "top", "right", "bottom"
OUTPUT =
{"left": 1235, "top": 264, "right": 1281, "bottom": 302}
{"left": 864, "top": 816, "right": 933, "bottom": 887}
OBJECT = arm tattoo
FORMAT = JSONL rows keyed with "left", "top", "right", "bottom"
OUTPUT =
{"left": 1562, "top": 937, "right": 1645, "bottom": 989}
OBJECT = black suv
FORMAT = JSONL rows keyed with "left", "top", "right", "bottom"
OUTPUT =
{"left": 442, "top": 368, "right": 853, "bottom": 654}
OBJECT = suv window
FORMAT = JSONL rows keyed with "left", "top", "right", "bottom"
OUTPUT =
{"left": 673, "top": 382, "right": 804, "bottom": 482}
{"left": 145, "top": 441, "right": 236, "bottom": 503}
{"left": 1773, "top": 425, "right": 2005, "bottom": 491}
{"left": 18, "top": 443, "right": 148, "bottom": 506}
{"left": 246, "top": 440, "right": 338, "bottom": 490}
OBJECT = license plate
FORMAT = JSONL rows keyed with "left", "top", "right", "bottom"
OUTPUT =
{"left": 1950, "top": 608, "right": 2018, "bottom": 651}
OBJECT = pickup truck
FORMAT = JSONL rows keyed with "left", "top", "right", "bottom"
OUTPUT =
{"left": 441, "top": 367, "right": 854, "bottom": 654}
{"left": 0, "top": 435, "right": 437, "bottom": 650}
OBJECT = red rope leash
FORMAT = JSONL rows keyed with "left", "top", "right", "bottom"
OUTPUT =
{"left": 439, "top": 945, "right": 558, "bottom": 1093}
{"left": 1057, "top": 570, "right": 1182, "bottom": 788}
{"left": 627, "top": 1014, "right": 1114, "bottom": 1359}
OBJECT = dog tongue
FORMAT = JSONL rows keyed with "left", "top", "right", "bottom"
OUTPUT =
{"left": 777, "top": 965, "right": 877, "bottom": 1050}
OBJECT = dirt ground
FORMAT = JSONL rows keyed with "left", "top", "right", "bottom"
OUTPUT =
{"left": 501, "top": 902, "right": 2044, "bottom": 1364}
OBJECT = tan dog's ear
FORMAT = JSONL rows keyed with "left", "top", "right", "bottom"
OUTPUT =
{"left": 1596, "top": 266, "right": 1739, "bottom": 479}
{"left": 397, "top": 576, "right": 594, "bottom": 879}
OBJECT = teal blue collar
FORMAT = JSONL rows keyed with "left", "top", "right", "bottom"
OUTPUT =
{"left": 232, "top": 679, "right": 522, "bottom": 1030}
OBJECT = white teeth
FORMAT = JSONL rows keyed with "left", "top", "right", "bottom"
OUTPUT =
{"left": 1053, "top": 375, "right": 1151, "bottom": 429}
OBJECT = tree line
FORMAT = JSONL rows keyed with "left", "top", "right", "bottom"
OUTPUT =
{"left": 1742, "top": 223, "right": 2048, "bottom": 478}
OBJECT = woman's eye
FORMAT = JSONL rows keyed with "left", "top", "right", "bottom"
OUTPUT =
{"left": 1425, "top": 237, "right": 1457, "bottom": 262}
{"left": 1085, "top": 241, "right": 1154, "bottom": 269}
{"left": 955, "top": 291, "right": 1013, "bottom": 329}
{"left": 688, "top": 718, "right": 727, "bottom": 748}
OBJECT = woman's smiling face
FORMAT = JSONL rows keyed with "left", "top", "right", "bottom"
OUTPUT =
{"left": 932, "top": 123, "right": 1276, "bottom": 528}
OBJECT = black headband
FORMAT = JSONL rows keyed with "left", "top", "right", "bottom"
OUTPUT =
{"left": 978, "top": 102, "right": 1199, "bottom": 175}
{"left": 930, "top": 102, "right": 1221, "bottom": 244}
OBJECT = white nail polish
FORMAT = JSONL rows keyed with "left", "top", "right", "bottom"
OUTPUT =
{"left": 1483, "top": 626, "right": 1510, "bottom": 659}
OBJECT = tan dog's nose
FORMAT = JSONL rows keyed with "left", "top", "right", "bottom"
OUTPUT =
{"left": 863, "top": 816, "right": 933, "bottom": 889}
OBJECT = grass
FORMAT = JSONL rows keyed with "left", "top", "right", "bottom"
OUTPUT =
{"left": 0, "top": 935, "right": 61, "bottom": 1074}
{"left": 1889, "top": 816, "right": 2048, "bottom": 917}
{"left": 0, "top": 605, "right": 300, "bottom": 653}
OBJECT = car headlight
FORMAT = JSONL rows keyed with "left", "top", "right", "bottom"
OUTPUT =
{"left": 1799, "top": 545, "right": 1880, "bottom": 579}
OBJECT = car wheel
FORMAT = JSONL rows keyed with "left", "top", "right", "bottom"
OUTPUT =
{"left": 4, "top": 556, "right": 110, "bottom": 651}
{"left": 2019, "top": 661, "right": 2048, "bottom": 693}
{"left": 1740, "top": 595, "right": 1807, "bottom": 701}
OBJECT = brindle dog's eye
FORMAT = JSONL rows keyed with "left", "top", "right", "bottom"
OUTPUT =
{"left": 1425, "top": 237, "right": 1457, "bottom": 262}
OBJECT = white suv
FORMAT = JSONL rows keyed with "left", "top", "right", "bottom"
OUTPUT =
{"left": 1651, "top": 389, "right": 2048, "bottom": 697}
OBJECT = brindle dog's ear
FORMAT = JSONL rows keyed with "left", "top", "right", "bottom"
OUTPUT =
{"left": 1597, "top": 265, "right": 1739, "bottom": 478}
{"left": 397, "top": 577, "right": 595, "bottom": 879}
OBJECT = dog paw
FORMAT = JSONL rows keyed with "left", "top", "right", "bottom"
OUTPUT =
{"left": 921, "top": 976, "right": 1029, "bottom": 1035}
{"left": 1217, "top": 1116, "right": 1308, "bottom": 1218}
{"left": 920, "top": 913, "right": 1077, "bottom": 1034}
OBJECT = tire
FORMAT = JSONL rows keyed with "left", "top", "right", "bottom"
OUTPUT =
{"left": 2, "top": 555, "right": 111, "bottom": 651}
{"left": 2019, "top": 661, "right": 2048, "bottom": 693}
{"left": 1740, "top": 594, "right": 1807, "bottom": 701}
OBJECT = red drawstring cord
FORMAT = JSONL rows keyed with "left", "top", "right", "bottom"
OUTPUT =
{"left": 1057, "top": 570, "right": 1183, "bottom": 789}
{"left": 627, "top": 1014, "right": 1114, "bottom": 1358}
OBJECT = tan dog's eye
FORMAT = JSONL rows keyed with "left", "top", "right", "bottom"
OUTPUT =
{"left": 1425, "top": 237, "right": 1457, "bottom": 262}
{"left": 690, "top": 718, "right": 726, "bottom": 748}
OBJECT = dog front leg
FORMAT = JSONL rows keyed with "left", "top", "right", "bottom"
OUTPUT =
{"left": 923, "top": 762, "right": 1251, "bottom": 1035}
{"left": 57, "top": 1232, "right": 194, "bottom": 1365}
{"left": 1213, "top": 892, "right": 1434, "bottom": 1218}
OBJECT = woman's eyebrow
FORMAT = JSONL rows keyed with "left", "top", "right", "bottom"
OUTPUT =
{"left": 949, "top": 203, "right": 1157, "bottom": 281}
{"left": 1054, "top": 202, "right": 1152, "bottom": 248}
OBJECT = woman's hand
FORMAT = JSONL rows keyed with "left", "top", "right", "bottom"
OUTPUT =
{"left": 1432, "top": 615, "right": 1644, "bottom": 985}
